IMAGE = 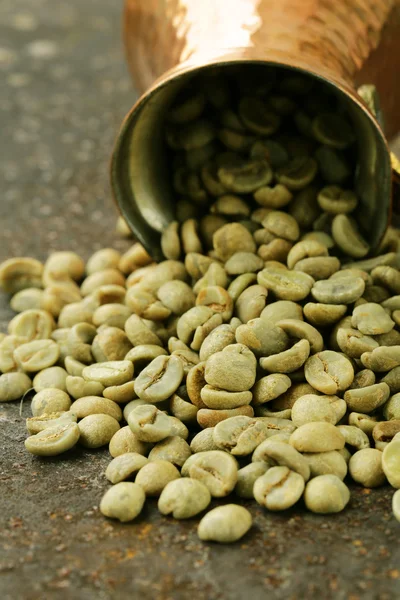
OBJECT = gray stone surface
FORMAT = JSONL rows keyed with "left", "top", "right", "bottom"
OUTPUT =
{"left": 1, "top": 2, "right": 400, "bottom": 600}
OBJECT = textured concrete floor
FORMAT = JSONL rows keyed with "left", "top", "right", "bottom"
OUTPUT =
{"left": 1, "top": 2, "right": 400, "bottom": 599}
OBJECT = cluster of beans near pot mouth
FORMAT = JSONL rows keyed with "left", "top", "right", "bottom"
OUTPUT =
{"left": 1, "top": 71, "right": 400, "bottom": 543}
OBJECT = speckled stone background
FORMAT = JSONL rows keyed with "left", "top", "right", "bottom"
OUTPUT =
{"left": 1, "top": 1, "right": 400, "bottom": 599}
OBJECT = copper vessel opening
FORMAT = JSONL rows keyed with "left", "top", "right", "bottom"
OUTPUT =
{"left": 111, "top": 59, "right": 391, "bottom": 260}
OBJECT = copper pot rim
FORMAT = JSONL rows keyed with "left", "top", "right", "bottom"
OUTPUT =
{"left": 111, "top": 52, "right": 392, "bottom": 250}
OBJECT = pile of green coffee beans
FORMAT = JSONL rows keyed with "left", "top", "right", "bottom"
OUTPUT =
{"left": 1, "top": 70, "right": 400, "bottom": 543}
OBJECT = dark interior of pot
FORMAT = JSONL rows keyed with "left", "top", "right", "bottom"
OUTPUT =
{"left": 111, "top": 63, "right": 392, "bottom": 261}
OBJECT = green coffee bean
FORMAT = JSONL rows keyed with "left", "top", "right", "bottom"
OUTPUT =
{"left": 100, "top": 482, "right": 145, "bottom": 522}
{"left": 213, "top": 223, "right": 256, "bottom": 261}
{"left": 336, "top": 425, "right": 370, "bottom": 450}
{"left": 82, "top": 360, "right": 133, "bottom": 387}
{"left": 69, "top": 396, "right": 122, "bottom": 421}
{"left": 128, "top": 405, "right": 174, "bottom": 443}
{"left": 304, "top": 350, "right": 354, "bottom": 394}
{"left": 32, "top": 366, "right": 68, "bottom": 393}
{"left": 252, "top": 374, "right": 292, "bottom": 405}
{"left": 103, "top": 381, "right": 137, "bottom": 404}
{"left": 109, "top": 426, "right": 150, "bottom": 458}
{"left": 349, "top": 448, "right": 386, "bottom": 488}
{"left": 135, "top": 460, "right": 180, "bottom": 496}
{"left": 198, "top": 504, "right": 252, "bottom": 543}
{"left": 78, "top": 414, "right": 120, "bottom": 448}
{"left": 383, "top": 393, "right": 400, "bottom": 420}
{"left": 291, "top": 394, "right": 337, "bottom": 426}
{"left": 134, "top": 355, "right": 184, "bottom": 402}
{"left": 311, "top": 276, "right": 365, "bottom": 305}
{"left": 14, "top": 339, "right": 60, "bottom": 372}
{"left": 261, "top": 300, "right": 303, "bottom": 324}
{"left": 190, "top": 428, "right": 219, "bottom": 453}
{"left": 212, "top": 416, "right": 272, "bottom": 456}
{"left": 304, "top": 474, "right": 350, "bottom": 513}
{"left": 158, "top": 478, "right": 211, "bottom": 519}
{"left": 182, "top": 450, "right": 238, "bottom": 497}
{"left": 254, "top": 466, "right": 305, "bottom": 510}
{"left": 10, "top": 288, "right": 44, "bottom": 313}
{"left": 290, "top": 422, "right": 345, "bottom": 452}
{"left": 235, "top": 462, "right": 270, "bottom": 499}
{"left": 258, "top": 268, "right": 314, "bottom": 301}
{"left": 0, "top": 372, "right": 32, "bottom": 402}
{"left": 204, "top": 343, "right": 256, "bottom": 392}
{"left": 275, "top": 157, "right": 318, "bottom": 190}
{"left": 253, "top": 439, "right": 310, "bottom": 481}
{"left": 344, "top": 382, "right": 390, "bottom": 413}
{"left": 373, "top": 420, "right": 400, "bottom": 444}
{"left": 148, "top": 436, "right": 191, "bottom": 467}
{"left": 26, "top": 411, "right": 77, "bottom": 435}
{"left": 303, "top": 450, "right": 347, "bottom": 480}
{"left": 259, "top": 339, "right": 310, "bottom": 374}
{"left": 0, "top": 257, "right": 43, "bottom": 294}
{"left": 105, "top": 453, "right": 148, "bottom": 484}
{"left": 349, "top": 369, "right": 376, "bottom": 390}
{"left": 31, "top": 389, "right": 71, "bottom": 416}
{"left": 361, "top": 346, "right": 400, "bottom": 372}
{"left": 25, "top": 422, "right": 80, "bottom": 456}
{"left": 66, "top": 376, "right": 104, "bottom": 400}
{"left": 235, "top": 285, "right": 268, "bottom": 323}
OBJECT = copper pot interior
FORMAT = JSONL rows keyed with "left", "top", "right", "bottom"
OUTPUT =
{"left": 111, "top": 62, "right": 391, "bottom": 261}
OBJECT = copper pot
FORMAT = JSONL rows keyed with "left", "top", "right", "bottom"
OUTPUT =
{"left": 112, "top": 0, "right": 400, "bottom": 259}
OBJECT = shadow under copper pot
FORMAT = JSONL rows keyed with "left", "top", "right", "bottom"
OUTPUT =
{"left": 112, "top": 0, "right": 399, "bottom": 260}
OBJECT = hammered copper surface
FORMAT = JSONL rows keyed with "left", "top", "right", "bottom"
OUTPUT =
{"left": 124, "top": 0, "right": 400, "bottom": 138}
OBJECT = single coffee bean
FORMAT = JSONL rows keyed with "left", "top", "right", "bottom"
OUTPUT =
{"left": 0, "top": 257, "right": 43, "bottom": 294}
{"left": 134, "top": 355, "right": 184, "bottom": 403}
{"left": 69, "top": 396, "right": 122, "bottom": 421}
{"left": 351, "top": 302, "right": 394, "bottom": 335}
{"left": 303, "top": 450, "right": 348, "bottom": 480}
{"left": 14, "top": 339, "right": 60, "bottom": 372}
{"left": 105, "top": 453, "right": 148, "bottom": 484}
{"left": 361, "top": 346, "right": 400, "bottom": 372}
{"left": 25, "top": 422, "right": 80, "bottom": 456}
{"left": 108, "top": 426, "right": 150, "bottom": 458}
{"left": 158, "top": 478, "right": 211, "bottom": 519}
{"left": 252, "top": 439, "right": 310, "bottom": 481}
{"left": 336, "top": 425, "right": 370, "bottom": 450}
{"left": 135, "top": 460, "right": 180, "bottom": 496}
{"left": 259, "top": 339, "right": 310, "bottom": 374}
{"left": 82, "top": 360, "right": 133, "bottom": 387}
{"left": 304, "top": 350, "right": 354, "bottom": 394}
{"left": 344, "top": 383, "right": 390, "bottom": 413}
{"left": 258, "top": 268, "right": 314, "bottom": 301}
{"left": 349, "top": 448, "right": 386, "bottom": 488}
{"left": 128, "top": 404, "right": 174, "bottom": 443}
{"left": 254, "top": 466, "right": 305, "bottom": 510}
{"left": 304, "top": 475, "right": 350, "bottom": 513}
{"left": 290, "top": 422, "right": 345, "bottom": 453}
{"left": 198, "top": 504, "right": 252, "bottom": 543}
{"left": 78, "top": 414, "right": 120, "bottom": 448}
{"left": 100, "top": 482, "right": 145, "bottom": 522}
{"left": 182, "top": 450, "right": 238, "bottom": 497}
{"left": 31, "top": 389, "right": 71, "bottom": 416}
{"left": 66, "top": 376, "right": 104, "bottom": 400}
{"left": 311, "top": 276, "right": 365, "bottom": 305}
{"left": 204, "top": 343, "right": 256, "bottom": 392}
{"left": 148, "top": 436, "right": 192, "bottom": 467}
{"left": 0, "top": 372, "right": 32, "bottom": 402}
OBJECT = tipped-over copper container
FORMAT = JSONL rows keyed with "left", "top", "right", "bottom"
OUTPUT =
{"left": 112, "top": 0, "right": 400, "bottom": 260}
